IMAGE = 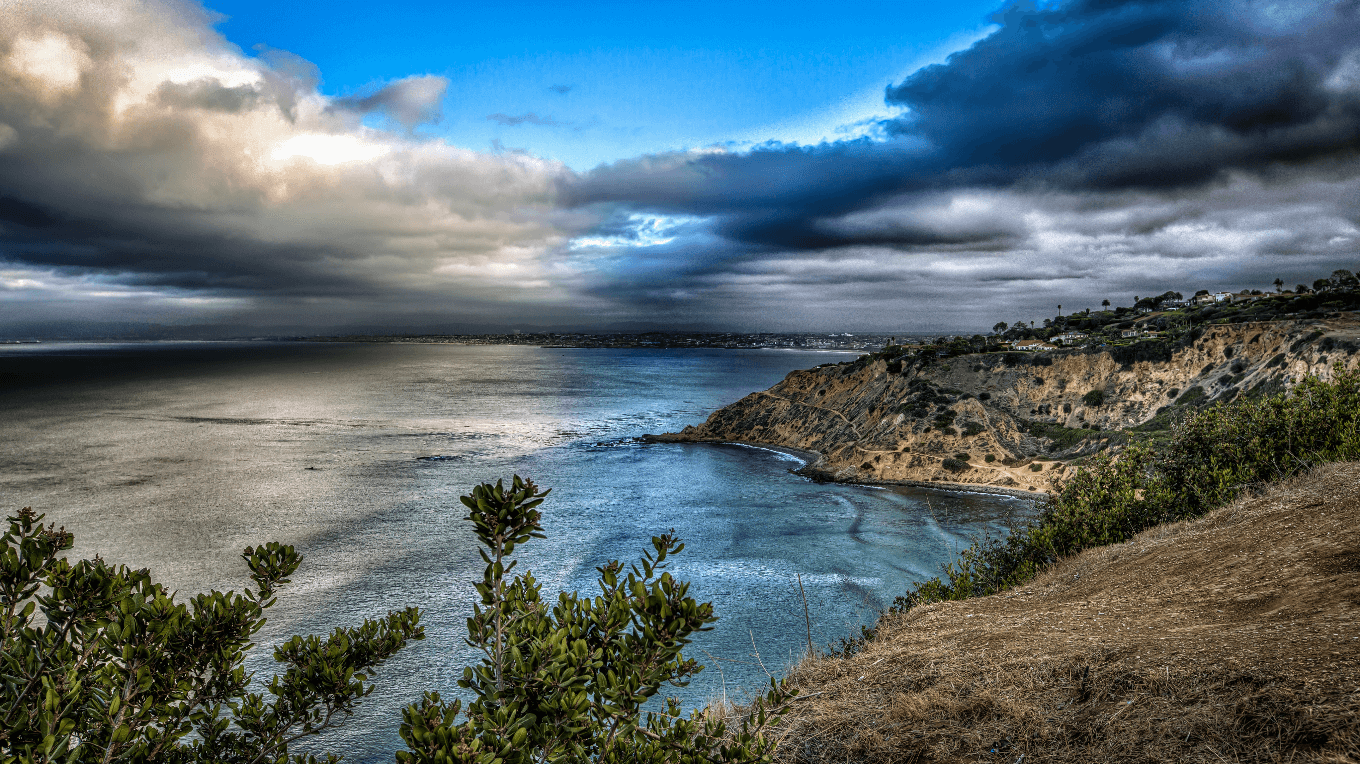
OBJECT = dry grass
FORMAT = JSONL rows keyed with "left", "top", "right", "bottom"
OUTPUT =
{"left": 771, "top": 462, "right": 1360, "bottom": 763}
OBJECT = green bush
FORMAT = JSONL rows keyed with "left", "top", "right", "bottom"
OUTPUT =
{"left": 984, "top": 454, "right": 996, "bottom": 463}
{"left": 1082, "top": 389, "right": 1104, "bottom": 406}
{"left": 941, "top": 458, "right": 968, "bottom": 472}
{"left": 960, "top": 421, "right": 986, "bottom": 437}
{"left": 954, "top": 453, "right": 970, "bottom": 461}
{"left": 1028, "top": 463, "right": 1043, "bottom": 472}
{"left": 4, "top": 478, "right": 794, "bottom": 764}
{"left": 1025, "top": 421, "right": 1101, "bottom": 450}
{"left": 398, "top": 477, "right": 794, "bottom": 764}
{"left": 0, "top": 509, "right": 423, "bottom": 763}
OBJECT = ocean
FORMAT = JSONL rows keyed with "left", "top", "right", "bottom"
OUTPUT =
{"left": 0, "top": 341, "right": 1034, "bottom": 760}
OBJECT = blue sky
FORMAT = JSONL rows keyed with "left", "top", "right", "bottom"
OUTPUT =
{"left": 205, "top": 0, "right": 1002, "bottom": 168}
{"left": 3, "top": 0, "right": 1360, "bottom": 336}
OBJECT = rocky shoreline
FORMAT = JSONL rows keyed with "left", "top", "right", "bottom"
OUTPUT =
{"left": 643, "top": 433, "right": 1050, "bottom": 499}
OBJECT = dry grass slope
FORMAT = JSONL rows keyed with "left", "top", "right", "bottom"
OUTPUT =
{"left": 774, "top": 462, "right": 1360, "bottom": 763}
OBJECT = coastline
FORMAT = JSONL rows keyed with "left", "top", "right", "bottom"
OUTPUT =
{"left": 642, "top": 434, "right": 1049, "bottom": 500}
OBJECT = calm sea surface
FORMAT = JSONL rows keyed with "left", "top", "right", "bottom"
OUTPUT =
{"left": 0, "top": 342, "right": 1033, "bottom": 760}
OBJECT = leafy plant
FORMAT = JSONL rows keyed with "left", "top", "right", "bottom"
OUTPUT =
{"left": 0, "top": 508, "right": 422, "bottom": 763}
{"left": 397, "top": 476, "right": 795, "bottom": 764}
{"left": 1082, "top": 389, "right": 1104, "bottom": 406}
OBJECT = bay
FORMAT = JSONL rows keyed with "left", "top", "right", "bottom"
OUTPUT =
{"left": 0, "top": 341, "right": 1033, "bottom": 760}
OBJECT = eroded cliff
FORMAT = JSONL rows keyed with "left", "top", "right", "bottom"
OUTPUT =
{"left": 657, "top": 317, "right": 1360, "bottom": 492}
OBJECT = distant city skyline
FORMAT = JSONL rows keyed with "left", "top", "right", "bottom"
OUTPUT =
{"left": 3, "top": 0, "right": 1360, "bottom": 337}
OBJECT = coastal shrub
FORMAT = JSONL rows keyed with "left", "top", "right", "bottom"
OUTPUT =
{"left": 1176, "top": 386, "right": 1205, "bottom": 405}
{"left": 834, "top": 366, "right": 1360, "bottom": 657}
{"left": 953, "top": 453, "right": 970, "bottom": 461}
{"left": 977, "top": 392, "right": 991, "bottom": 401}
{"left": 1026, "top": 421, "right": 1102, "bottom": 450}
{"left": 984, "top": 454, "right": 996, "bottom": 463}
{"left": 398, "top": 476, "right": 794, "bottom": 764}
{"left": 1082, "top": 389, "right": 1104, "bottom": 406}
{"left": 941, "top": 458, "right": 968, "bottom": 472}
{"left": 960, "top": 421, "right": 985, "bottom": 437}
{"left": 0, "top": 508, "right": 424, "bottom": 762}
{"left": 1028, "top": 463, "right": 1043, "bottom": 472}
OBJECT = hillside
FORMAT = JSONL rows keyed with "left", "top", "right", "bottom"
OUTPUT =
{"left": 656, "top": 316, "right": 1360, "bottom": 493}
{"left": 771, "top": 460, "right": 1360, "bottom": 763}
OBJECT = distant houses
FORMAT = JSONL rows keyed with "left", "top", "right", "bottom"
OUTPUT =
{"left": 1010, "top": 339, "right": 1057, "bottom": 351}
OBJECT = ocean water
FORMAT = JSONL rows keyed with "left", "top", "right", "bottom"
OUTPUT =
{"left": 0, "top": 341, "right": 1034, "bottom": 760}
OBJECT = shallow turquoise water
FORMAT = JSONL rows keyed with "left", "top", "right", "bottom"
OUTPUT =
{"left": 0, "top": 342, "right": 1033, "bottom": 760}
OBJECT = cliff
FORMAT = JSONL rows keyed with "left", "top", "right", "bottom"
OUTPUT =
{"left": 657, "top": 316, "right": 1360, "bottom": 492}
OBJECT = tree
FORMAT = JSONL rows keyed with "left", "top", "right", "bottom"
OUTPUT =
{"left": 1331, "top": 269, "right": 1357, "bottom": 287}
{"left": 1101, "top": 299, "right": 1110, "bottom": 309}
{"left": 1315, "top": 278, "right": 1330, "bottom": 292}
{"left": 1296, "top": 284, "right": 1309, "bottom": 294}
{"left": 992, "top": 321, "right": 1008, "bottom": 334}
{"left": 0, "top": 507, "right": 423, "bottom": 763}
{"left": 397, "top": 477, "right": 795, "bottom": 764}
{"left": 1273, "top": 277, "right": 1284, "bottom": 292}
{"left": 1194, "top": 289, "right": 1209, "bottom": 297}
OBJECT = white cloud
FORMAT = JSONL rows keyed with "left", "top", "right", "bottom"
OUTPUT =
{"left": 0, "top": 0, "right": 593, "bottom": 331}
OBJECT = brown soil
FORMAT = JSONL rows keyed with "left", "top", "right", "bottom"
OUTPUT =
{"left": 772, "top": 462, "right": 1360, "bottom": 763}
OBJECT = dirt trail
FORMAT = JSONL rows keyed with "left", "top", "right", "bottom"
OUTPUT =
{"left": 774, "top": 461, "right": 1360, "bottom": 763}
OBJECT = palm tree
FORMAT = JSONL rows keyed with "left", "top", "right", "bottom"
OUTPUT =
{"left": 1101, "top": 299, "right": 1110, "bottom": 309}
{"left": 1274, "top": 277, "right": 1284, "bottom": 292}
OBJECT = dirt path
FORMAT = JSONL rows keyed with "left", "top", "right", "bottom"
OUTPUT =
{"left": 774, "top": 461, "right": 1360, "bottom": 763}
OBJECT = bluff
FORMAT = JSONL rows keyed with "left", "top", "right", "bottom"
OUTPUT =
{"left": 657, "top": 317, "right": 1360, "bottom": 493}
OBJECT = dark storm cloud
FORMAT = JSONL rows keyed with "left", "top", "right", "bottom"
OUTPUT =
{"left": 568, "top": 0, "right": 1360, "bottom": 250}
{"left": 554, "top": 0, "right": 1360, "bottom": 330}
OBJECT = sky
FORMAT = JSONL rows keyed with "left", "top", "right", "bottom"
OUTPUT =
{"left": 2, "top": 0, "right": 1360, "bottom": 336}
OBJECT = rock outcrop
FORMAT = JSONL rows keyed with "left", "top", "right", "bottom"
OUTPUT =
{"left": 656, "top": 317, "right": 1360, "bottom": 492}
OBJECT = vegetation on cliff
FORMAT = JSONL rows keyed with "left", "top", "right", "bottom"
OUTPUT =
{"left": 833, "top": 365, "right": 1360, "bottom": 655}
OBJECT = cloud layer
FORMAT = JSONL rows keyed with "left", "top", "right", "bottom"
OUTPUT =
{"left": 0, "top": 0, "right": 596, "bottom": 333}
{"left": 3, "top": 0, "right": 1360, "bottom": 335}
{"left": 562, "top": 0, "right": 1360, "bottom": 330}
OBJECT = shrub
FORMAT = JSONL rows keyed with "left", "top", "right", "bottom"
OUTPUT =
{"left": 984, "top": 454, "right": 996, "bottom": 463}
{"left": 953, "top": 453, "right": 970, "bottom": 461}
{"left": 398, "top": 477, "right": 794, "bottom": 764}
{"left": 942, "top": 458, "right": 968, "bottom": 472}
{"left": 1082, "top": 389, "right": 1104, "bottom": 406}
{"left": 977, "top": 392, "right": 991, "bottom": 401}
{"left": 960, "top": 421, "right": 985, "bottom": 437}
{"left": 1028, "top": 463, "right": 1043, "bottom": 472}
{"left": 0, "top": 509, "right": 423, "bottom": 762}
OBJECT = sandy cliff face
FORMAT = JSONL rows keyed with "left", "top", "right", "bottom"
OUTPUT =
{"left": 659, "top": 317, "right": 1360, "bottom": 491}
